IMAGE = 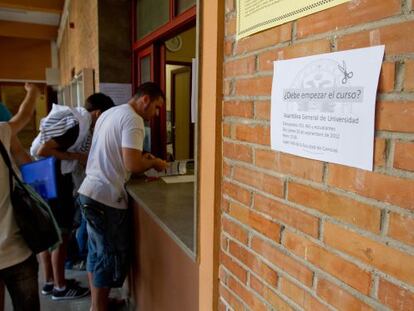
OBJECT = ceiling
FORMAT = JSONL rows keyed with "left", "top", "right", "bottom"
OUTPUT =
{"left": 0, "top": 0, "right": 64, "bottom": 40}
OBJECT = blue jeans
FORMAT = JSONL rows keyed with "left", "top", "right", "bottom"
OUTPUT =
{"left": 75, "top": 214, "right": 88, "bottom": 258}
{"left": 0, "top": 254, "right": 39, "bottom": 311}
{"left": 78, "top": 194, "right": 131, "bottom": 288}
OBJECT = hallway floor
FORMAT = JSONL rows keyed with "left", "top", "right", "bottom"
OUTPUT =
{"left": 4, "top": 268, "right": 130, "bottom": 311}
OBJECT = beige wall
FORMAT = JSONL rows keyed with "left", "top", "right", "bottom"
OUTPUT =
{"left": 166, "top": 27, "right": 196, "bottom": 63}
{"left": 58, "top": 0, "right": 99, "bottom": 89}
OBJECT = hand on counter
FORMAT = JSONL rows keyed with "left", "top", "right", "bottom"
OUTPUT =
{"left": 153, "top": 158, "right": 168, "bottom": 172}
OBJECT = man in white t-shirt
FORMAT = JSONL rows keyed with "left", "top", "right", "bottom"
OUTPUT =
{"left": 78, "top": 82, "right": 167, "bottom": 311}
{"left": 0, "top": 83, "right": 40, "bottom": 311}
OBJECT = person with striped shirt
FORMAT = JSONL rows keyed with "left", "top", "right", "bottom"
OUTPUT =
{"left": 30, "top": 93, "right": 115, "bottom": 300}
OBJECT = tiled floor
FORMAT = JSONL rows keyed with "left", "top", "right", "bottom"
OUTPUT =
{"left": 4, "top": 268, "right": 130, "bottom": 311}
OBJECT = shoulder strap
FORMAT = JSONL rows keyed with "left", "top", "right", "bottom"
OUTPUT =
{"left": 0, "top": 139, "right": 24, "bottom": 190}
{"left": 0, "top": 139, "right": 14, "bottom": 191}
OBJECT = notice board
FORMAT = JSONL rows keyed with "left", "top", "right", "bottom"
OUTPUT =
{"left": 237, "top": 0, "right": 350, "bottom": 39}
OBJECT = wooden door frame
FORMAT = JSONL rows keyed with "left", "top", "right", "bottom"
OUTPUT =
{"left": 170, "top": 65, "right": 193, "bottom": 160}
{"left": 198, "top": 0, "right": 224, "bottom": 309}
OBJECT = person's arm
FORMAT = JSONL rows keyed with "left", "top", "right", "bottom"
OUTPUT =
{"left": 122, "top": 147, "right": 167, "bottom": 174}
{"left": 8, "top": 83, "right": 40, "bottom": 136}
{"left": 10, "top": 136, "right": 32, "bottom": 166}
{"left": 36, "top": 138, "right": 87, "bottom": 164}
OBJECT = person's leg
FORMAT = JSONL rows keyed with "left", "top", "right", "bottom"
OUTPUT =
{"left": 0, "top": 281, "right": 4, "bottom": 311}
{"left": 76, "top": 214, "right": 88, "bottom": 259}
{"left": 88, "top": 272, "right": 109, "bottom": 311}
{"left": 39, "top": 251, "right": 53, "bottom": 282}
{"left": 51, "top": 234, "right": 68, "bottom": 288}
{"left": 1, "top": 254, "right": 40, "bottom": 311}
{"left": 38, "top": 251, "right": 54, "bottom": 294}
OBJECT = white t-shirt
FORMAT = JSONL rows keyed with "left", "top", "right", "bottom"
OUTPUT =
{"left": 0, "top": 123, "right": 31, "bottom": 269}
{"left": 78, "top": 104, "right": 144, "bottom": 209}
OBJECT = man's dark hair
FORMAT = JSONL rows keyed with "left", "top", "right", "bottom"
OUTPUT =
{"left": 85, "top": 93, "right": 115, "bottom": 112}
{"left": 134, "top": 82, "right": 165, "bottom": 102}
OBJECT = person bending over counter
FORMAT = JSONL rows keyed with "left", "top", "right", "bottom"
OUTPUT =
{"left": 78, "top": 82, "right": 167, "bottom": 311}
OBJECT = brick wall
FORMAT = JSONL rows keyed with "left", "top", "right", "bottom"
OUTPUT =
{"left": 219, "top": 0, "right": 414, "bottom": 310}
{"left": 58, "top": 0, "right": 99, "bottom": 88}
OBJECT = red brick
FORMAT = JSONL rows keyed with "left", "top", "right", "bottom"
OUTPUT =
{"left": 376, "top": 101, "right": 414, "bottom": 133}
{"left": 229, "top": 241, "right": 278, "bottom": 285}
{"left": 378, "top": 62, "right": 395, "bottom": 93}
{"left": 223, "top": 100, "right": 254, "bottom": 118}
{"left": 234, "top": 76, "right": 272, "bottom": 96}
{"left": 284, "top": 230, "right": 371, "bottom": 294}
{"left": 251, "top": 236, "right": 314, "bottom": 287}
{"left": 223, "top": 123, "right": 231, "bottom": 138}
{"left": 224, "top": 56, "right": 255, "bottom": 77}
{"left": 378, "top": 278, "right": 414, "bottom": 311}
{"left": 250, "top": 275, "right": 294, "bottom": 311}
{"left": 288, "top": 182, "right": 381, "bottom": 233}
{"left": 317, "top": 278, "right": 374, "bottom": 311}
{"left": 221, "top": 250, "right": 248, "bottom": 283}
{"left": 254, "top": 100, "right": 270, "bottom": 120}
{"left": 280, "top": 278, "right": 330, "bottom": 311}
{"left": 297, "top": 0, "right": 400, "bottom": 38}
{"left": 223, "top": 161, "right": 231, "bottom": 177}
{"left": 223, "top": 141, "right": 253, "bottom": 163}
{"left": 337, "top": 21, "right": 414, "bottom": 56}
{"left": 324, "top": 222, "right": 414, "bottom": 286}
{"left": 235, "top": 23, "right": 291, "bottom": 55}
{"left": 227, "top": 275, "right": 267, "bottom": 311}
{"left": 405, "top": 60, "right": 414, "bottom": 91}
{"left": 394, "top": 141, "right": 414, "bottom": 172}
{"left": 219, "top": 284, "right": 244, "bottom": 310}
{"left": 234, "top": 166, "right": 284, "bottom": 198}
{"left": 262, "top": 174, "right": 285, "bottom": 198}
{"left": 224, "top": 39, "right": 233, "bottom": 56}
{"left": 258, "top": 39, "right": 331, "bottom": 71}
{"left": 223, "top": 181, "right": 251, "bottom": 206}
{"left": 222, "top": 216, "right": 249, "bottom": 244}
{"left": 225, "top": 15, "right": 236, "bottom": 37}
{"left": 328, "top": 164, "right": 414, "bottom": 211}
{"left": 388, "top": 212, "right": 414, "bottom": 246}
{"left": 228, "top": 201, "right": 281, "bottom": 242}
{"left": 255, "top": 149, "right": 324, "bottom": 182}
{"left": 279, "top": 153, "right": 324, "bottom": 182}
{"left": 234, "top": 123, "right": 270, "bottom": 145}
{"left": 254, "top": 194, "right": 319, "bottom": 237}
{"left": 374, "top": 138, "right": 386, "bottom": 167}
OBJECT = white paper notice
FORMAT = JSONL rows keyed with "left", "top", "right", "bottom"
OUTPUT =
{"left": 99, "top": 83, "right": 132, "bottom": 105}
{"left": 271, "top": 46, "right": 385, "bottom": 171}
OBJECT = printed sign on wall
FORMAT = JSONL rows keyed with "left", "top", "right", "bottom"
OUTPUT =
{"left": 237, "top": 0, "right": 350, "bottom": 39}
{"left": 271, "top": 46, "right": 385, "bottom": 171}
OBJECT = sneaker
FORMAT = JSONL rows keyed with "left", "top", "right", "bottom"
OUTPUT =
{"left": 51, "top": 284, "right": 90, "bottom": 300}
{"left": 41, "top": 283, "right": 54, "bottom": 295}
{"left": 41, "top": 279, "right": 79, "bottom": 295}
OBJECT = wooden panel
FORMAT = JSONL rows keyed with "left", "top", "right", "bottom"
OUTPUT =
{"left": 130, "top": 201, "right": 198, "bottom": 311}
{"left": 0, "top": 20, "right": 57, "bottom": 40}
{"left": 0, "top": 0, "right": 64, "bottom": 14}
{"left": 0, "top": 36, "right": 51, "bottom": 80}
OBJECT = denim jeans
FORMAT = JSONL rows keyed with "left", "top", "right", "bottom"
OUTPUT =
{"left": 78, "top": 194, "right": 131, "bottom": 288}
{"left": 0, "top": 254, "right": 39, "bottom": 311}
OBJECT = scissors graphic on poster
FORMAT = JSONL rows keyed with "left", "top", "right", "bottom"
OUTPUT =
{"left": 338, "top": 60, "right": 353, "bottom": 84}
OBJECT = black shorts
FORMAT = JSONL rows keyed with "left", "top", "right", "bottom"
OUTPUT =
{"left": 48, "top": 167, "right": 75, "bottom": 232}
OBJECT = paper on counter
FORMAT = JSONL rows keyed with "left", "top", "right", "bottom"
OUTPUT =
{"left": 161, "top": 175, "right": 195, "bottom": 184}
